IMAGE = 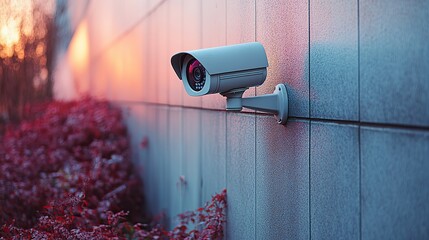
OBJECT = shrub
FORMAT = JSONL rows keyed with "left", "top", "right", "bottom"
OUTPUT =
{"left": 0, "top": 98, "right": 226, "bottom": 239}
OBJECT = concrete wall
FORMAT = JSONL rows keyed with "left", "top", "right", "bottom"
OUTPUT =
{"left": 56, "top": 0, "right": 429, "bottom": 239}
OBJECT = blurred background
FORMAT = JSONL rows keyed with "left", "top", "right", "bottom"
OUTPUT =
{"left": 1, "top": 0, "right": 429, "bottom": 239}
{"left": 0, "top": 0, "right": 55, "bottom": 123}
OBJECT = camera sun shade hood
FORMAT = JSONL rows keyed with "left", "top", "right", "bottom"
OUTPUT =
{"left": 171, "top": 42, "right": 269, "bottom": 79}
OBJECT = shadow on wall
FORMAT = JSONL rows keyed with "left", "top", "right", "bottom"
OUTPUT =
{"left": 279, "top": 42, "right": 355, "bottom": 119}
{"left": 309, "top": 42, "right": 357, "bottom": 120}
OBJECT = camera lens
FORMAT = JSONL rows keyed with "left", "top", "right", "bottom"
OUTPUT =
{"left": 193, "top": 68, "right": 202, "bottom": 82}
{"left": 186, "top": 59, "right": 206, "bottom": 91}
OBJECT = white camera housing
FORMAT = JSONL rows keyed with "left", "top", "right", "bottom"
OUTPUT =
{"left": 170, "top": 42, "right": 289, "bottom": 125}
{"left": 171, "top": 42, "right": 268, "bottom": 96}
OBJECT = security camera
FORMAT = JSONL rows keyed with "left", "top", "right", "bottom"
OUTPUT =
{"left": 170, "top": 42, "right": 289, "bottom": 125}
{"left": 171, "top": 42, "right": 268, "bottom": 96}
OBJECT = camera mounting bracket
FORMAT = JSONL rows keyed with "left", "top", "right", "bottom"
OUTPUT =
{"left": 221, "top": 84, "right": 289, "bottom": 125}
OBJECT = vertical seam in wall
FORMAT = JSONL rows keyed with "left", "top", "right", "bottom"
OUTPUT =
{"left": 166, "top": 105, "right": 170, "bottom": 225}
{"left": 155, "top": 14, "right": 159, "bottom": 104}
{"left": 144, "top": 0, "right": 150, "bottom": 103}
{"left": 224, "top": 0, "right": 227, "bottom": 45}
{"left": 166, "top": 1, "right": 170, "bottom": 105}
{"left": 357, "top": 0, "right": 362, "bottom": 239}
{"left": 225, "top": 111, "right": 228, "bottom": 191}
{"left": 200, "top": 0, "right": 203, "bottom": 48}
{"left": 199, "top": 0, "right": 203, "bottom": 208}
{"left": 254, "top": 0, "right": 257, "bottom": 41}
{"left": 180, "top": 0, "right": 184, "bottom": 106}
{"left": 84, "top": 0, "right": 93, "bottom": 94}
{"left": 308, "top": 123, "right": 312, "bottom": 240}
{"left": 156, "top": 107, "right": 160, "bottom": 212}
{"left": 254, "top": 0, "right": 258, "bottom": 97}
{"left": 224, "top": 0, "right": 228, "bottom": 215}
{"left": 225, "top": 113, "right": 227, "bottom": 239}
{"left": 223, "top": 0, "right": 228, "bottom": 212}
{"left": 180, "top": 108, "right": 184, "bottom": 213}
{"left": 224, "top": 0, "right": 229, "bottom": 230}
{"left": 308, "top": 0, "right": 312, "bottom": 239}
{"left": 254, "top": 115, "right": 257, "bottom": 240}
{"left": 198, "top": 111, "right": 202, "bottom": 207}
{"left": 357, "top": 1, "right": 361, "bottom": 123}
{"left": 254, "top": 1, "right": 258, "bottom": 238}
{"left": 358, "top": 121, "right": 362, "bottom": 240}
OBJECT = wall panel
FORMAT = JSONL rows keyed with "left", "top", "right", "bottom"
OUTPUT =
{"left": 310, "top": 0, "right": 358, "bottom": 120}
{"left": 226, "top": 113, "right": 256, "bottom": 240}
{"left": 256, "top": 0, "right": 309, "bottom": 117}
{"left": 256, "top": 117, "right": 309, "bottom": 239}
{"left": 360, "top": 0, "right": 429, "bottom": 126}
{"left": 310, "top": 122, "right": 360, "bottom": 239}
{"left": 361, "top": 127, "right": 429, "bottom": 239}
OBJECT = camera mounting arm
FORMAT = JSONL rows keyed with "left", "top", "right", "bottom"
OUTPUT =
{"left": 221, "top": 84, "right": 289, "bottom": 125}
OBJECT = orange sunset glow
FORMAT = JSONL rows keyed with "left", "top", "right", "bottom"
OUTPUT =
{"left": 0, "top": 0, "right": 55, "bottom": 121}
{"left": 0, "top": 0, "right": 54, "bottom": 59}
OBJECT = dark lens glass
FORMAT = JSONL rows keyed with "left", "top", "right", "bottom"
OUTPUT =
{"left": 186, "top": 59, "right": 206, "bottom": 91}
{"left": 193, "top": 68, "right": 201, "bottom": 82}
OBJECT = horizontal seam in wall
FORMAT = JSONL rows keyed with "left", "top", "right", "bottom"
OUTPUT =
{"left": 110, "top": 100, "right": 429, "bottom": 132}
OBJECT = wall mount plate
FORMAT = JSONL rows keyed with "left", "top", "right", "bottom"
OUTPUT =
{"left": 274, "top": 84, "right": 289, "bottom": 124}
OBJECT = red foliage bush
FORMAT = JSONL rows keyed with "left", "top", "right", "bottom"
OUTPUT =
{"left": 169, "top": 189, "right": 227, "bottom": 239}
{"left": 0, "top": 98, "right": 226, "bottom": 239}
{"left": 0, "top": 98, "right": 144, "bottom": 227}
